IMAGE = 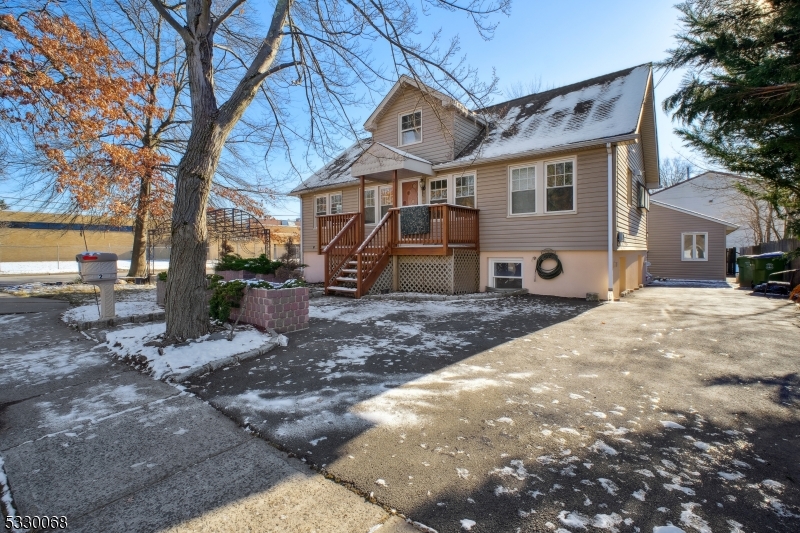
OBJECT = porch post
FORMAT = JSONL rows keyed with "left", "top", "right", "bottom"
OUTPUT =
{"left": 392, "top": 169, "right": 399, "bottom": 245}
{"left": 359, "top": 175, "right": 366, "bottom": 242}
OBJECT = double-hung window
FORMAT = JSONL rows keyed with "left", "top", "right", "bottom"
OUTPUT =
{"left": 400, "top": 111, "right": 422, "bottom": 145}
{"left": 682, "top": 233, "right": 707, "bottom": 261}
{"left": 546, "top": 161, "right": 574, "bottom": 212}
{"left": 429, "top": 178, "right": 448, "bottom": 204}
{"left": 490, "top": 260, "right": 523, "bottom": 289}
{"left": 364, "top": 189, "right": 376, "bottom": 224}
{"left": 455, "top": 174, "right": 475, "bottom": 208}
{"left": 510, "top": 165, "right": 536, "bottom": 214}
{"left": 329, "top": 193, "right": 343, "bottom": 214}
{"left": 379, "top": 186, "right": 393, "bottom": 219}
{"left": 315, "top": 196, "right": 327, "bottom": 217}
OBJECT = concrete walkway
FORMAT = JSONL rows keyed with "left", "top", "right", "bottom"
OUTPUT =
{"left": 0, "top": 293, "right": 70, "bottom": 314}
{"left": 0, "top": 301, "right": 410, "bottom": 532}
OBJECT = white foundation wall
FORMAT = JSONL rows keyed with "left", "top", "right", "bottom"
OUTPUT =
{"left": 302, "top": 253, "right": 325, "bottom": 283}
{"left": 479, "top": 250, "right": 609, "bottom": 299}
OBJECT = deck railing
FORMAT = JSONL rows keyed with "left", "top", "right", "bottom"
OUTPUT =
{"left": 322, "top": 213, "right": 361, "bottom": 293}
{"left": 355, "top": 210, "right": 395, "bottom": 297}
{"left": 393, "top": 204, "right": 479, "bottom": 249}
{"left": 318, "top": 213, "right": 358, "bottom": 251}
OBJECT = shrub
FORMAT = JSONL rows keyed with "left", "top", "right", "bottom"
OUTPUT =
{"left": 214, "top": 253, "right": 283, "bottom": 275}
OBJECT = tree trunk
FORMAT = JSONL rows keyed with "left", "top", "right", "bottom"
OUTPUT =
{"left": 127, "top": 173, "right": 151, "bottom": 278}
{"left": 164, "top": 121, "right": 227, "bottom": 340}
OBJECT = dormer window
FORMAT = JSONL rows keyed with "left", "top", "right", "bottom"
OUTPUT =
{"left": 399, "top": 111, "right": 422, "bottom": 145}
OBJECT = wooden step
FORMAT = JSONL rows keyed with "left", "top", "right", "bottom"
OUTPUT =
{"left": 327, "top": 286, "right": 356, "bottom": 292}
{"left": 335, "top": 277, "right": 357, "bottom": 283}
{"left": 341, "top": 268, "right": 357, "bottom": 274}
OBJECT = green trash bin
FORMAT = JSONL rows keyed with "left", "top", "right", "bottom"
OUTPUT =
{"left": 737, "top": 255, "right": 754, "bottom": 287}
{"left": 751, "top": 252, "right": 787, "bottom": 286}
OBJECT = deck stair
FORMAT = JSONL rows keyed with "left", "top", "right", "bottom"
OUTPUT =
{"left": 319, "top": 204, "right": 479, "bottom": 298}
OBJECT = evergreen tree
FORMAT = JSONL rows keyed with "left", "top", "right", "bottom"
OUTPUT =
{"left": 662, "top": 0, "right": 800, "bottom": 236}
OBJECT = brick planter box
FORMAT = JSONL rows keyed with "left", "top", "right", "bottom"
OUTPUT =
{"left": 229, "top": 286, "right": 309, "bottom": 333}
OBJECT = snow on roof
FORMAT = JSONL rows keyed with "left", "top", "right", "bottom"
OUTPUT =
{"left": 290, "top": 139, "right": 372, "bottom": 194}
{"left": 451, "top": 65, "right": 651, "bottom": 165}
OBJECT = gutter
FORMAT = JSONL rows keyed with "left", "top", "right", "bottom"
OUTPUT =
{"left": 607, "top": 143, "right": 615, "bottom": 302}
{"left": 433, "top": 133, "right": 639, "bottom": 171}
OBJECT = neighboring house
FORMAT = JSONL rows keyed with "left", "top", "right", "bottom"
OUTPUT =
{"left": 647, "top": 200, "right": 738, "bottom": 281}
{"left": 651, "top": 171, "right": 784, "bottom": 249}
{"left": 290, "top": 64, "right": 660, "bottom": 300}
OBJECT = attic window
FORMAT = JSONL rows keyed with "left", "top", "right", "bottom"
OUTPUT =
{"left": 400, "top": 111, "right": 422, "bottom": 145}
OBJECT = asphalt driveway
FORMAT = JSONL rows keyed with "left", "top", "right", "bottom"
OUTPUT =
{"left": 190, "top": 285, "right": 800, "bottom": 533}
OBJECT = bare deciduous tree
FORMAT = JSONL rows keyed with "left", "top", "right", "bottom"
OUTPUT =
{"left": 658, "top": 156, "right": 696, "bottom": 189}
{"left": 146, "top": 0, "right": 509, "bottom": 340}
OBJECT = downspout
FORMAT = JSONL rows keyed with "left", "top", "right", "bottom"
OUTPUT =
{"left": 606, "top": 143, "right": 614, "bottom": 302}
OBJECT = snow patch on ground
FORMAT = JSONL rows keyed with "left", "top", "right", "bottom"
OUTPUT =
{"left": 105, "top": 322, "right": 272, "bottom": 380}
{"left": 62, "top": 298, "right": 162, "bottom": 323}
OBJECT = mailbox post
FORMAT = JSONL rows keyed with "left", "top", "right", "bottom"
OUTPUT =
{"left": 75, "top": 252, "right": 118, "bottom": 319}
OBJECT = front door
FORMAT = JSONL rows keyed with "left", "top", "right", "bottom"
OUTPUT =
{"left": 401, "top": 181, "right": 419, "bottom": 206}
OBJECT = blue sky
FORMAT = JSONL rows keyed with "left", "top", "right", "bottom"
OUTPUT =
{"left": 1, "top": 1, "right": 707, "bottom": 219}
{"left": 273, "top": 0, "right": 706, "bottom": 218}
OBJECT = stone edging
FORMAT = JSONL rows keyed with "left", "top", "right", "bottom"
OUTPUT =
{"left": 171, "top": 339, "right": 281, "bottom": 382}
{"left": 68, "top": 311, "right": 165, "bottom": 331}
{"left": 361, "top": 288, "right": 529, "bottom": 302}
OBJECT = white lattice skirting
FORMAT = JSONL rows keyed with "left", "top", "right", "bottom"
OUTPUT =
{"left": 395, "top": 249, "right": 479, "bottom": 295}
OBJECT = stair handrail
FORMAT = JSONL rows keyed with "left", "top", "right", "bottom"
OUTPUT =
{"left": 355, "top": 210, "right": 394, "bottom": 297}
{"left": 322, "top": 213, "right": 361, "bottom": 293}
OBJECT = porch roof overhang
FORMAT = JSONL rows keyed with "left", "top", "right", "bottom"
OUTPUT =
{"left": 350, "top": 142, "right": 434, "bottom": 181}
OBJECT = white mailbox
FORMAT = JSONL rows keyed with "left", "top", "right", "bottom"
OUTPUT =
{"left": 75, "top": 252, "right": 118, "bottom": 319}
{"left": 75, "top": 252, "right": 118, "bottom": 282}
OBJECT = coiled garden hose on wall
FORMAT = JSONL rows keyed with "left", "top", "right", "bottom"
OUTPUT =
{"left": 535, "top": 249, "right": 564, "bottom": 280}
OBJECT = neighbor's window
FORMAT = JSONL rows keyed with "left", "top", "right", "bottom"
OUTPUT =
{"left": 330, "top": 193, "right": 343, "bottom": 214}
{"left": 546, "top": 161, "right": 575, "bottom": 212}
{"left": 400, "top": 111, "right": 422, "bottom": 145}
{"left": 455, "top": 175, "right": 475, "bottom": 208}
{"left": 315, "top": 195, "right": 327, "bottom": 217}
{"left": 510, "top": 165, "right": 536, "bottom": 214}
{"left": 429, "top": 178, "right": 448, "bottom": 204}
{"left": 491, "top": 260, "right": 523, "bottom": 289}
{"left": 364, "top": 189, "right": 376, "bottom": 224}
{"left": 380, "top": 186, "right": 393, "bottom": 219}
{"left": 682, "top": 232, "right": 707, "bottom": 261}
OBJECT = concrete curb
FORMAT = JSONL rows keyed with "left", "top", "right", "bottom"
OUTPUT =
{"left": 361, "top": 288, "right": 529, "bottom": 302}
{"left": 170, "top": 339, "right": 280, "bottom": 382}
{"left": 68, "top": 311, "right": 165, "bottom": 331}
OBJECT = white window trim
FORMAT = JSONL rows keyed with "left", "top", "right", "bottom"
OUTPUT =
{"left": 544, "top": 157, "right": 577, "bottom": 214}
{"left": 489, "top": 258, "right": 524, "bottom": 290}
{"left": 313, "top": 191, "right": 342, "bottom": 228}
{"left": 363, "top": 186, "right": 378, "bottom": 225}
{"left": 427, "top": 175, "right": 451, "bottom": 204}
{"left": 506, "top": 158, "right": 578, "bottom": 217}
{"left": 424, "top": 172, "right": 478, "bottom": 208}
{"left": 453, "top": 171, "right": 477, "bottom": 208}
{"left": 398, "top": 109, "right": 423, "bottom": 147}
{"left": 681, "top": 232, "right": 709, "bottom": 262}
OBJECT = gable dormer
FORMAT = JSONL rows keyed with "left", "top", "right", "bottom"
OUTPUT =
{"left": 363, "top": 76, "right": 485, "bottom": 164}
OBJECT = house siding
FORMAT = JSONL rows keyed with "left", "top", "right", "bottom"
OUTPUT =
{"left": 454, "top": 114, "right": 483, "bottom": 158}
{"left": 301, "top": 184, "right": 361, "bottom": 254}
{"left": 647, "top": 203, "right": 727, "bottom": 280}
{"left": 639, "top": 76, "right": 660, "bottom": 188}
{"left": 615, "top": 142, "right": 647, "bottom": 251}
{"left": 371, "top": 86, "right": 455, "bottom": 164}
{"left": 469, "top": 147, "right": 610, "bottom": 251}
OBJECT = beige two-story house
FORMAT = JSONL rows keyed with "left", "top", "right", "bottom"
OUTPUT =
{"left": 290, "top": 64, "right": 660, "bottom": 300}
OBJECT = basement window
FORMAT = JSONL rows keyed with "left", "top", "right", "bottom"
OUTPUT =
{"left": 490, "top": 260, "right": 523, "bottom": 289}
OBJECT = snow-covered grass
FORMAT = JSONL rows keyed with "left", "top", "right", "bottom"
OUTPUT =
{"left": 104, "top": 322, "right": 273, "bottom": 380}
{"left": 0, "top": 260, "right": 175, "bottom": 275}
{"left": 59, "top": 287, "right": 160, "bottom": 323}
